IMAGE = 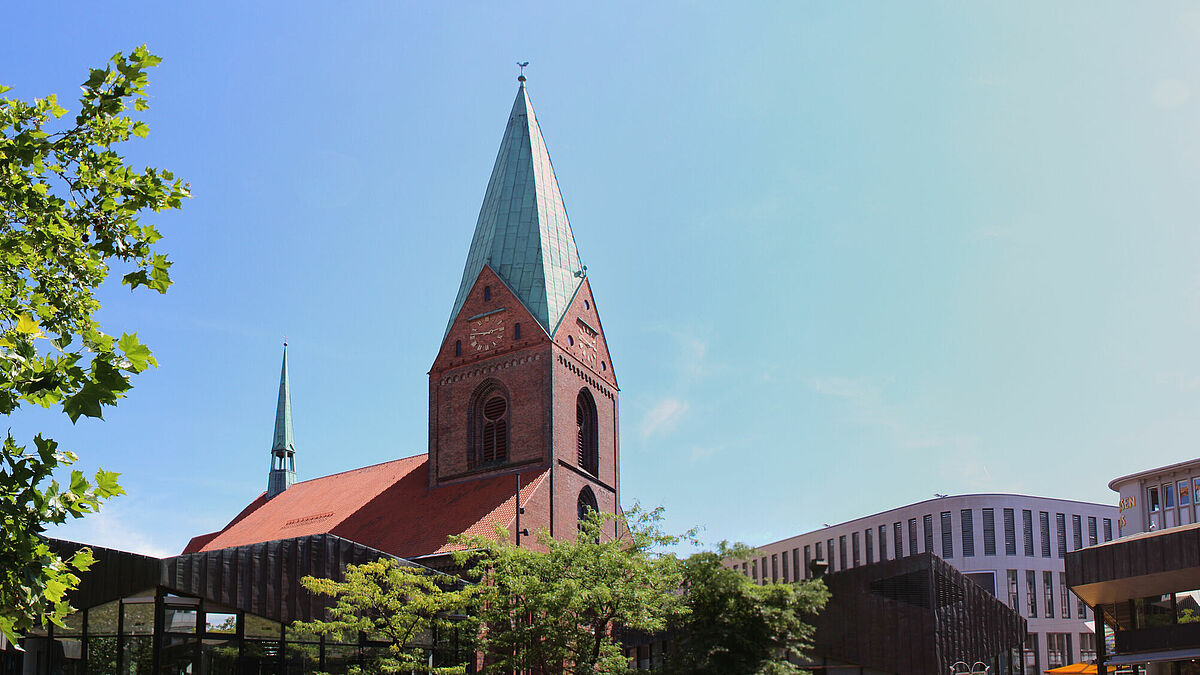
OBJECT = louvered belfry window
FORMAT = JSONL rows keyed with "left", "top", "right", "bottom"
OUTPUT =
{"left": 576, "top": 389, "right": 599, "bottom": 476}
{"left": 480, "top": 396, "right": 508, "bottom": 463}
{"left": 469, "top": 381, "right": 510, "bottom": 468}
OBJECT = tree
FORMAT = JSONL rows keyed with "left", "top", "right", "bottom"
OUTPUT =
{"left": 295, "top": 558, "right": 480, "bottom": 675}
{"left": 665, "top": 543, "right": 829, "bottom": 675}
{"left": 451, "top": 506, "right": 690, "bottom": 675}
{"left": 0, "top": 46, "right": 188, "bottom": 640}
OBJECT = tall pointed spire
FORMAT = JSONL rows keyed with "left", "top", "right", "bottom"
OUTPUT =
{"left": 266, "top": 343, "right": 295, "bottom": 498}
{"left": 445, "top": 80, "right": 586, "bottom": 338}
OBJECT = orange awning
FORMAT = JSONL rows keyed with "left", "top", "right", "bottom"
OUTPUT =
{"left": 1045, "top": 664, "right": 1097, "bottom": 674}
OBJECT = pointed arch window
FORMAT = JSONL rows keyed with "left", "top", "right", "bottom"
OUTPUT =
{"left": 577, "top": 486, "right": 599, "bottom": 530}
{"left": 576, "top": 389, "right": 598, "bottom": 476}
{"left": 468, "top": 380, "right": 509, "bottom": 467}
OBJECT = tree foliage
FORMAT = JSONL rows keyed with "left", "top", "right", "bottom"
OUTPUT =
{"left": 452, "top": 506, "right": 691, "bottom": 675}
{"left": 0, "top": 46, "right": 188, "bottom": 639}
{"left": 665, "top": 542, "right": 829, "bottom": 675}
{"left": 296, "top": 559, "right": 480, "bottom": 674}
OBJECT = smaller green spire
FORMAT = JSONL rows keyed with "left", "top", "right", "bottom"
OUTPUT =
{"left": 267, "top": 343, "right": 295, "bottom": 498}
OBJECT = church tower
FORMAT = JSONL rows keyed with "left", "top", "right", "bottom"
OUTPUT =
{"left": 429, "top": 79, "right": 620, "bottom": 538}
{"left": 266, "top": 344, "right": 296, "bottom": 498}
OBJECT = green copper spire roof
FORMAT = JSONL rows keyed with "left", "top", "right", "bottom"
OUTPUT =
{"left": 446, "top": 82, "right": 585, "bottom": 337}
{"left": 267, "top": 344, "right": 296, "bottom": 498}
{"left": 272, "top": 345, "right": 294, "bottom": 453}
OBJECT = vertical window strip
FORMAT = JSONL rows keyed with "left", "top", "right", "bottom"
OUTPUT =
{"left": 1040, "top": 511, "right": 1052, "bottom": 558}
{"left": 983, "top": 508, "right": 996, "bottom": 556}
{"left": 940, "top": 511, "right": 953, "bottom": 558}
{"left": 1044, "top": 570, "right": 1055, "bottom": 618}
{"left": 1056, "top": 513, "right": 1067, "bottom": 558}
{"left": 1027, "top": 569, "right": 1038, "bottom": 618}
{"left": 923, "top": 515, "right": 934, "bottom": 555}
{"left": 1004, "top": 508, "right": 1017, "bottom": 556}
{"left": 1023, "top": 510, "right": 1035, "bottom": 557}
{"left": 1072, "top": 515, "right": 1083, "bottom": 550}
{"left": 961, "top": 509, "right": 975, "bottom": 557}
{"left": 1087, "top": 517, "right": 1098, "bottom": 546}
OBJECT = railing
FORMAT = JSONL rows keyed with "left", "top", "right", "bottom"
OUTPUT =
{"left": 1114, "top": 622, "right": 1200, "bottom": 653}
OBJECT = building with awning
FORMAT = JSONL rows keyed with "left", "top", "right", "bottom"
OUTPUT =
{"left": 1066, "top": 458, "right": 1200, "bottom": 675}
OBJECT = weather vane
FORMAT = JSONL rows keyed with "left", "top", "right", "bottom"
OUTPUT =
{"left": 517, "top": 61, "right": 529, "bottom": 83}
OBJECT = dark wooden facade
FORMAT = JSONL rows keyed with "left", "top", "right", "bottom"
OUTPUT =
{"left": 50, "top": 534, "right": 428, "bottom": 623}
{"left": 811, "top": 553, "right": 1027, "bottom": 675}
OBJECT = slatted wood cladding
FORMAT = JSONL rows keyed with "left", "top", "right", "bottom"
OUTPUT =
{"left": 813, "top": 552, "right": 1026, "bottom": 675}
{"left": 50, "top": 534, "right": 430, "bottom": 624}
{"left": 1066, "top": 523, "right": 1200, "bottom": 606}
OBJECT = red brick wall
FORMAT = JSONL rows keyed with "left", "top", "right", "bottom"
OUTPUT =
{"left": 429, "top": 266, "right": 552, "bottom": 486}
{"left": 430, "top": 266, "right": 621, "bottom": 542}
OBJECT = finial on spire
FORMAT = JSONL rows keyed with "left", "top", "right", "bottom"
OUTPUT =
{"left": 517, "top": 61, "right": 529, "bottom": 83}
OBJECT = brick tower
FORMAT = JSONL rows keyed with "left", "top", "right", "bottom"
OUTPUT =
{"left": 428, "top": 79, "right": 619, "bottom": 540}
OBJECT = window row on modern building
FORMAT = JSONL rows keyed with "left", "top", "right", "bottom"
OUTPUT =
{"left": 731, "top": 493, "right": 1119, "bottom": 673}
{"left": 736, "top": 503, "right": 1114, "bottom": 585}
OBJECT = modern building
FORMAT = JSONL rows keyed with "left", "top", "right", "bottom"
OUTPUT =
{"left": 737, "top": 494, "right": 1118, "bottom": 673}
{"left": 1068, "top": 457, "right": 1200, "bottom": 674}
{"left": 624, "top": 552, "right": 1027, "bottom": 675}
{"left": 11, "top": 77, "right": 627, "bottom": 674}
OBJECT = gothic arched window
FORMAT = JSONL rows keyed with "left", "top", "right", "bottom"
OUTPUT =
{"left": 577, "top": 486, "right": 599, "bottom": 530}
{"left": 576, "top": 389, "right": 598, "bottom": 476}
{"left": 469, "top": 380, "right": 509, "bottom": 467}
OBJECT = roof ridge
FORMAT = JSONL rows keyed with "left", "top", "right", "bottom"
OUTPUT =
{"left": 289, "top": 452, "right": 425, "bottom": 486}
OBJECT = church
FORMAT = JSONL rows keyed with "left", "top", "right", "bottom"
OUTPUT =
{"left": 17, "top": 77, "right": 624, "bottom": 674}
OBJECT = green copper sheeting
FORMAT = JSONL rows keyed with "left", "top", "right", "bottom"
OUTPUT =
{"left": 445, "top": 84, "right": 584, "bottom": 337}
{"left": 272, "top": 346, "right": 294, "bottom": 453}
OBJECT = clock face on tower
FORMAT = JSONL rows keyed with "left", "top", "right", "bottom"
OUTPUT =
{"left": 469, "top": 315, "right": 505, "bottom": 352}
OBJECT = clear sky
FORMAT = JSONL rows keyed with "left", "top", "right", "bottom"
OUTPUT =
{"left": 5, "top": 2, "right": 1200, "bottom": 556}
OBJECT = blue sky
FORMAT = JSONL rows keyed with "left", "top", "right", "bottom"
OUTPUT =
{"left": 5, "top": 2, "right": 1200, "bottom": 556}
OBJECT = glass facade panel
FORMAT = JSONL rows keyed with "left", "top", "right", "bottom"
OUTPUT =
{"left": 204, "top": 612, "right": 237, "bottom": 635}
{"left": 122, "top": 603, "right": 155, "bottom": 636}
{"left": 1165, "top": 483, "right": 1176, "bottom": 508}
{"left": 284, "top": 641, "right": 321, "bottom": 675}
{"left": 89, "top": 601, "right": 120, "bottom": 636}
{"left": 243, "top": 640, "right": 283, "bottom": 675}
{"left": 158, "top": 635, "right": 199, "bottom": 675}
{"left": 1181, "top": 479, "right": 1192, "bottom": 506}
{"left": 87, "top": 636, "right": 118, "bottom": 675}
{"left": 163, "top": 607, "right": 197, "bottom": 634}
{"left": 123, "top": 635, "right": 154, "bottom": 674}
{"left": 199, "top": 638, "right": 238, "bottom": 675}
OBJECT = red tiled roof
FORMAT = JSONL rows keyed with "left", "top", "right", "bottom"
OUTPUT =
{"left": 183, "top": 454, "right": 548, "bottom": 560}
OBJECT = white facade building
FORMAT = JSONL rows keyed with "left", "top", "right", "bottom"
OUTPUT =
{"left": 734, "top": 494, "right": 1118, "bottom": 673}
{"left": 1110, "top": 457, "right": 1200, "bottom": 537}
